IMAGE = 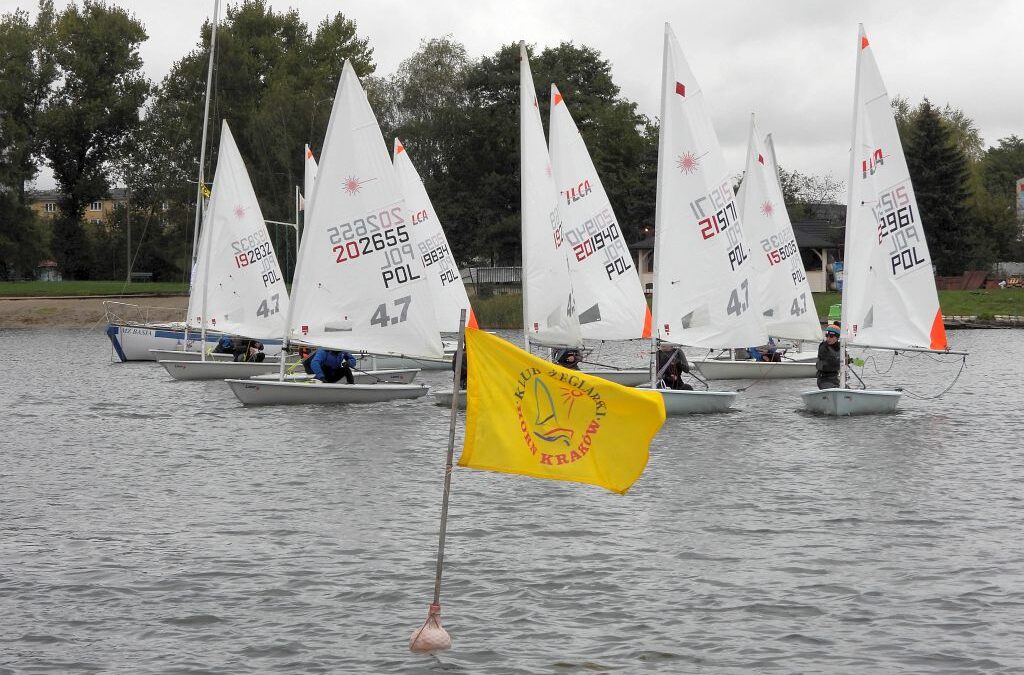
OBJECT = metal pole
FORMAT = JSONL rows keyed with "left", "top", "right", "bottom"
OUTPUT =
{"left": 432, "top": 308, "right": 468, "bottom": 607}
{"left": 190, "top": 0, "right": 219, "bottom": 270}
{"left": 125, "top": 185, "right": 131, "bottom": 284}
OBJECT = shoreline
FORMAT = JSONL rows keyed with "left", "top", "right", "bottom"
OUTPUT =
{"left": 1, "top": 295, "right": 1023, "bottom": 330}
{"left": 0, "top": 295, "right": 188, "bottom": 329}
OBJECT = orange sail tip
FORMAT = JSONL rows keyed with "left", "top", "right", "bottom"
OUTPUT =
{"left": 861, "top": 35, "right": 870, "bottom": 49}
{"left": 305, "top": 147, "right": 313, "bottom": 159}
{"left": 930, "top": 310, "right": 948, "bottom": 351}
{"left": 641, "top": 306, "right": 653, "bottom": 339}
{"left": 395, "top": 140, "right": 405, "bottom": 154}
{"left": 467, "top": 308, "right": 479, "bottom": 329}
{"left": 553, "top": 91, "right": 563, "bottom": 106}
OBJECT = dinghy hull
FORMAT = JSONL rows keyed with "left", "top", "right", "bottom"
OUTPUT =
{"left": 148, "top": 349, "right": 295, "bottom": 363}
{"left": 693, "top": 359, "right": 816, "bottom": 380}
{"left": 582, "top": 368, "right": 651, "bottom": 386}
{"left": 800, "top": 388, "right": 901, "bottom": 416}
{"left": 354, "top": 353, "right": 452, "bottom": 371}
{"left": 249, "top": 369, "right": 420, "bottom": 385}
{"left": 638, "top": 387, "right": 737, "bottom": 415}
{"left": 433, "top": 389, "right": 467, "bottom": 408}
{"left": 106, "top": 322, "right": 284, "bottom": 362}
{"left": 159, "top": 359, "right": 284, "bottom": 381}
{"left": 226, "top": 379, "right": 429, "bottom": 406}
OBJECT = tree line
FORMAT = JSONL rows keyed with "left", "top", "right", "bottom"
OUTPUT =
{"left": 1, "top": 0, "right": 1022, "bottom": 281}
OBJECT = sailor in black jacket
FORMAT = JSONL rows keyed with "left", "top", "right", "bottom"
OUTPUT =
{"left": 816, "top": 325, "right": 842, "bottom": 389}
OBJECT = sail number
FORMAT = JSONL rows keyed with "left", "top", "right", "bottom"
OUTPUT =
{"left": 790, "top": 292, "right": 808, "bottom": 316}
{"left": 234, "top": 242, "right": 273, "bottom": 268}
{"left": 370, "top": 295, "right": 411, "bottom": 328}
{"left": 726, "top": 280, "right": 750, "bottom": 316}
{"left": 256, "top": 293, "right": 281, "bottom": 318}
{"left": 332, "top": 225, "right": 410, "bottom": 263}
{"left": 873, "top": 184, "right": 927, "bottom": 278}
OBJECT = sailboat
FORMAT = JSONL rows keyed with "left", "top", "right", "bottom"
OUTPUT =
{"left": 158, "top": 121, "right": 292, "bottom": 381}
{"left": 546, "top": 83, "right": 652, "bottom": 386}
{"left": 519, "top": 42, "right": 583, "bottom": 358}
{"left": 801, "top": 25, "right": 964, "bottom": 416}
{"left": 226, "top": 60, "right": 440, "bottom": 406}
{"left": 650, "top": 24, "right": 768, "bottom": 414}
{"left": 692, "top": 116, "right": 822, "bottom": 380}
{"left": 393, "top": 138, "right": 477, "bottom": 332}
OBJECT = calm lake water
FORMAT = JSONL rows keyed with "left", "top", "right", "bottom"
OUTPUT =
{"left": 2, "top": 328, "right": 1023, "bottom": 674}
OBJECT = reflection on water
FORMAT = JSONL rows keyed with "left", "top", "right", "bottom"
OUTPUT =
{"left": 1, "top": 328, "right": 1022, "bottom": 673}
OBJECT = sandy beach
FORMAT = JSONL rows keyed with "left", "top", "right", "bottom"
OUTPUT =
{"left": 0, "top": 295, "right": 189, "bottom": 329}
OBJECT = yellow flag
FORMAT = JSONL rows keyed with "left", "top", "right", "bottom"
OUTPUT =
{"left": 458, "top": 328, "right": 666, "bottom": 495}
{"left": 201, "top": 183, "right": 211, "bottom": 198}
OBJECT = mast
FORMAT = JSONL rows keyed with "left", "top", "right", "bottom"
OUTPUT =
{"left": 839, "top": 25, "right": 865, "bottom": 390}
{"left": 519, "top": 41, "right": 530, "bottom": 352}
{"left": 650, "top": 24, "right": 672, "bottom": 388}
{"left": 191, "top": 0, "right": 219, "bottom": 356}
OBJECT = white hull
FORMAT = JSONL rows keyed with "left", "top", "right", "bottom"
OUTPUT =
{"left": 249, "top": 369, "right": 420, "bottom": 385}
{"left": 106, "top": 322, "right": 283, "bottom": 362}
{"left": 148, "top": 349, "right": 294, "bottom": 363}
{"left": 160, "top": 359, "right": 284, "bottom": 381}
{"left": 638, "top": 386, "right": 738, "bottom": 415}
{"left": 800, "top": 388, "right": 901, "bottom": 416}
{"left": 693, "top": 359, "right": 816, "bottom": 380}
{"left": 355, "top": 353, "right": 452, "bottom": 371}
{"left": 581, "top": 368, "right": 650, "bottom": 386}
{"left": 434, "top": 389, "right": 467, "bottom": 408}
{"left": 226, "top": 379, "right": 429, "bottom": 406}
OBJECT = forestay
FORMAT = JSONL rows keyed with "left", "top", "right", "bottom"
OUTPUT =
{"left": 287, "top": 61, "right": 443, "bottom": 358}
{"left": 186, "top": 121, "right": 289, "bottom": 340}
{"left": 519, "top": 42, "right": 582, "bottom": 350}
{"left": 392, "top": 138, "right": 477, "bottom": 332}
{"left": 841, "top": 25, "right": 947, "bottom": 351}
{"left": 738, "top": 116, "right": 821, "bottom": 341}
{"left": 653, "top": 24, "right": 766, "bottom": 349}
{"left": 548, "top": 84, "right": 652, "bottom": 341}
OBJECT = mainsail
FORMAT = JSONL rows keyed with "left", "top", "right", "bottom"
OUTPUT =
{"left": 519, "top": 42, "right": 582, "bottom": 350}
{"left": 738, "top": 116, "right": 821, "bottom": 341}
{"left": 548, "top": 84, "right": 651, "bottom": 340}
{"left": 653, "top": 24, "right": 766, "bottom": 349}
{"left": 842, "top": 25, "right": 947, "bottom": 351}
{"left": 286, "top": 61, "right": 443, "bottom": 358}
{"left": 187, "top": 120, "right": 289, "bottom": 340}
{"left": 393, "top": 138, "right": 477, "bottom": 332}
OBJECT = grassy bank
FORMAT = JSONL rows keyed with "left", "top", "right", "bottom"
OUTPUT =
{"left": 475, "top": 289, "right": 1024, "bottom": 329}
{"left": 0, "top": 281, "right": 188, "bottom": 297}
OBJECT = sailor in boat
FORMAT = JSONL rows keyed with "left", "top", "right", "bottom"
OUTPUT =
{"left": 657, "top": 343, "right": 694, "bottom": 391}
{"left": 815, "top": 325, "right": 842, "bottom": 390}
{"left": 746, "top": 338, "right": 782, "bottom": 362}
{"left": 553, "top": 348, "right": 582, "bottom": 371}
{"left": 304, "top": 348, "right": 356, "bottom": 384}
{"left": 451, "top": 351, "right": 468, "bottom": 389}
{"left": 213, "top": 336, "right": 266, "bottom": 362}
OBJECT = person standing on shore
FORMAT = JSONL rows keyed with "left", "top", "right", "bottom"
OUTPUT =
{"left": 816, "top": 325, "right": 842, "bottom": 389}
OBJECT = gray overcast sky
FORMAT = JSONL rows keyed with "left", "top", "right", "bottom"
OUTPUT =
{"left": 10, "top": 0, "right": 1023, "bottom": 188}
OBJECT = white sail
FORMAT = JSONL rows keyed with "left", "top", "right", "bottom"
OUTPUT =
{"left": 842, "top": 25, "right": 947, "bottom": 351}
{"left": 287, "top": 61, "right": 443, "bottom": 358}
{"left": 653, "top": 25, "right": 766, "bottom": 349}
{"left": 186, "top": 121, "right": 289, "bottom": 339}
{"left": 304, "top": 144, "right": 318, "bottom": 209}
{"left": 519, "top": 42, "right": 582, "bottom": 349}
{"left": 738, "top": 116, "right": 821, "bottom": 341}
{"left": 548, "top": 84, "right": 652, "bottom": 341}
{"left": 392, "top": 138, "right": 477, "bottom": 332}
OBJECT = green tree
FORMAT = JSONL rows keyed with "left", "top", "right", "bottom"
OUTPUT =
{"left": 0, "top": 2, "right": 56, "bottom": 278}
{"left": 39, "top": 1, "right": 149, "bottom": 279}
{"left": 905, "top": 99, "right": 973, "bottom": 275}
{"left": 146, "top": 1, "right": 374, "bottom": 281}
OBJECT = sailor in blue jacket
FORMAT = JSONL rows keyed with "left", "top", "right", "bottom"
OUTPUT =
{"left": 307, "top": 348, "right": 356, "bottom": 384}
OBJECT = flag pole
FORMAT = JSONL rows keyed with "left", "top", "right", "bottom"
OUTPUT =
{"left": 409, "top": 308, "right": 466, "bottom": 653}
